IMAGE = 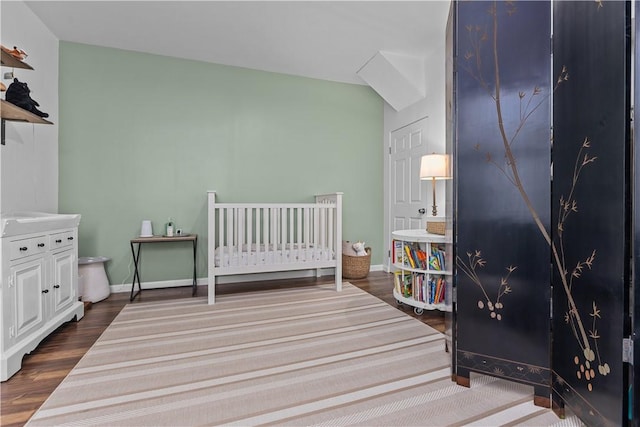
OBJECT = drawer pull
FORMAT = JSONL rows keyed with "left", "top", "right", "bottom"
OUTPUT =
{"left": 42, "top": 289, "right": 49, "bottom": 294}
{"left": 19, "top": 246, "right": 28, "bottom": 251}
{"left": 53, "top": 285, "right": 60, "bottom": 289}
{"left": 55, "top": 239, "right": 62, "bottom": 243}
{"left": 67, "top": 237, "right": 74, "bottom": 241}
{"left": 37, "top": 243, "right": 45, "bottom": 248}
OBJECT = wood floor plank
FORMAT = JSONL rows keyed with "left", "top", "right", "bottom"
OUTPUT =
{"left": 0, "top": 271, "right": 445, "bottom": 427}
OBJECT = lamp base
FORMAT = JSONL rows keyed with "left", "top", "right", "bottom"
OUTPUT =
{"left": 426, "top": 220, "right": 446, "bottom": 235}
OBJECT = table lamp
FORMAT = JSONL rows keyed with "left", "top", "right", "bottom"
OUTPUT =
{"left": 420, "top": 153, "right": 450, "bottom": 234}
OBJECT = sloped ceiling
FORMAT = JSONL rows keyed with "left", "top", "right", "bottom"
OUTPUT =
{"left": 24, "top": 1, "right": 451, "bottom": 85}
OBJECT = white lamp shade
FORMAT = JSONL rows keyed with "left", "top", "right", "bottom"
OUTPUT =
{"left": 420, "top": 154, "right": 450, "bottom": 180}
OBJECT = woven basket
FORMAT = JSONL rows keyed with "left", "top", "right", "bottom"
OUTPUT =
{"left": 342, "top": 247, "right": 371, "bottom": 279}
{"left": 427, "top": 220, "right": 445, "bottom": 235}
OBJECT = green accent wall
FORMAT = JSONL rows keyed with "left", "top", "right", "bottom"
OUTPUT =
{"left": 58, "top": 42, "right": 383, "bottom": 286}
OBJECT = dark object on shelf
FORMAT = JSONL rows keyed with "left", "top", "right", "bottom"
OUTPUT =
{"left": 342, "top": 247, "right": 371, "bottom": 279}
{"left": 5, "top": 78, "right": 48, "bottom": 118}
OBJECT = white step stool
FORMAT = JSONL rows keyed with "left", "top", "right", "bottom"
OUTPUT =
{"left": 78, "top": 256, "right": 111, "bottom": 302}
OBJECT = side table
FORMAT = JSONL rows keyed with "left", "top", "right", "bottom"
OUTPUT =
{"left": 130, "top": 234, "right": 198, "bottom": 301}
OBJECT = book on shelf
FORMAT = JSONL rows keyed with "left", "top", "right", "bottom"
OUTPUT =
{"left": 416, "top": 248, "right": 427, "bottom": 269}
{"left": 434, "top": 276, "right": 446, "bottom": 303}
{"left": 394, "top": 270, "right": 412, "bottom": 297}
{"left": 393, "top": 240, "right": 404, "bottom": 265}
{"left": 429, "top": 244, "right": 447, "bottom": 271}
{"left": 411, "top": 273, "right": 425, "bottom": 302}
{"left": 404, "top": 244, "right": 416, "bottom": 268}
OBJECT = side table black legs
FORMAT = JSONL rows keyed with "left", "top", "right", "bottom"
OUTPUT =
{"left": 129, "top": 234, "right": 198, "bottom": 301}
{"left": 192, "top": 235, "right": 197, "bottom": 296}
{"left": 130, "top": 241, "right": 143, "bottom": 301}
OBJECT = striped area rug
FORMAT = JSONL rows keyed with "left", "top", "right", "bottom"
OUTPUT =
{"left": 27, "top": 283, "right": 581, "bottom": 426}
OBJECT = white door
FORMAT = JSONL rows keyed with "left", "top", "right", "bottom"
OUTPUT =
{"left": 389, "top": 117, "right": 429, "bottom": 261}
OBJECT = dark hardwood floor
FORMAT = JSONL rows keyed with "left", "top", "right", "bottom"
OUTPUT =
{"left": 0, "top": 271, "right": 445, "bottom": 427}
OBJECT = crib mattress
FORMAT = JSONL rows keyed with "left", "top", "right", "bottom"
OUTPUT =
{"left": 214, "top": 244, "right": 334, "bottom": 268}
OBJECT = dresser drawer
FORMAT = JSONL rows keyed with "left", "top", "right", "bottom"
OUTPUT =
{"left": 50, "top": 231, "right": 75, "bottom": 250}
{"left": 8, "top": 236, "right": 48, "bottom": 261}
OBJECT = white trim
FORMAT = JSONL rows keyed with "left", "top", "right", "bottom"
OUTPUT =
{"left": 110, "top": 264, "right": 384, "bottom": 294}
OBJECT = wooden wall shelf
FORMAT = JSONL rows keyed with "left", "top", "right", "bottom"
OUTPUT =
{"left": 1, "top": 100, "right": 53, "bottom": 145}
{"left": 1, "top": 99, "right": 52, "bottom": 124}
{"left": 0, "top": 47, "right": 33, "bottom": 70}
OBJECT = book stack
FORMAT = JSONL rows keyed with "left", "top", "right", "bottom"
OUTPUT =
{"left": 394, "top": 271, "right": 447, "bottom": 305}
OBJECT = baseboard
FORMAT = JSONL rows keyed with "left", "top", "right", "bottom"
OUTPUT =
{"left": 110, "top": 264, "right": 384, "bottom": 293}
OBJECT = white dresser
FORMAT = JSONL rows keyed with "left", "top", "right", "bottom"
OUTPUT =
{"left": 0, "top": 213, "right": 84, "bottom": 381}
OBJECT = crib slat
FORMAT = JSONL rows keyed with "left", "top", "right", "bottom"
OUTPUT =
{"left": 281, "top": 208, "right": 286, "bottom": 263}
{"left": 296, "top": 207, "right": 302, "bottom": 261}
{"left": 327, "top": 207, "right": 334, "bottom": 261}
{"left": 270, "top": 208, "right": 275, "bottom": 254}
{"left": 291, "top": 207, "right": 296, "bottom": 260}
{"left": 245, "top": 208, "right": 249, "bottom": 265}
{"left": 271, "top": 207, "right": 276, "bottom": 256}
{"left": 288, "top": 207, "right": 293, "bottom": 255}
{"left": 273, "top": 208, "right": 277, "bottom": 253}
{"left": 263, "top": 208, "right": 269, "bottom": 259}
{"left": 313, "top": 207, "right": 319, "bottom": 256}
{"left": 237, "top": 208, "right": 242, "bottom": 265}
{"left": 320, "top": 207, "right": 326, "bottom": 259}
{"left": 255, "top": 208, "right": 261, "bottom": 264}
{"left": 218, "top": 208, "right": 223, "bottom": 265}
{"left": 304, "top": 208, "right": 310, "bottom": 253}
{"left": 228, "top": 208, "right": 235, "bottom": 265}
{"left": 236, "top": 208, "right": 240, "bottom": 264}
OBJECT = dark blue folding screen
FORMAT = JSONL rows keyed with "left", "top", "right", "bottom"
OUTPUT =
{"left": 551, "top": 2, "right": 630, "bottom": 425}
{"left": 453, "top": 0, "right": 552, "bottom": 404}
{"left": 452, "top": 1, "right": 634, "bottom": 425}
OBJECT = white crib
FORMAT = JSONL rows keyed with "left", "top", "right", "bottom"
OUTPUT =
{"left": 207, "top": 191, "right": 343, "bottom": 304}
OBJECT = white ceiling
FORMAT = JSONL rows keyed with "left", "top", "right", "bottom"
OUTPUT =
{"left": 24, "top": 1, "right": 451, "bottom": 85}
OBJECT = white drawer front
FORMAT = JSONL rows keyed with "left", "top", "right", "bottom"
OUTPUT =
{"left": 9, "top": 236, "right": 48, "bottom": 261}
{"left": 50, "top": 231, "right": 75, "bottom": 250}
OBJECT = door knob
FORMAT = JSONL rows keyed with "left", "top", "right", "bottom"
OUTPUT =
{"left": 418, "top": 208, "right": 426, "bottom": 214}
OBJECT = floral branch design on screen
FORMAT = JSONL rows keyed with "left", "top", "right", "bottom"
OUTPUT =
{"left": 456, "top": 250, "right": 515, "bottom": 321}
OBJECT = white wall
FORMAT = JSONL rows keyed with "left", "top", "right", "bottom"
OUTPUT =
{"left": 1, "top": 0, "right": 59, "bottom": 214}
{"left": 382, "top": 42, "right": 447, "bottom": 271}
